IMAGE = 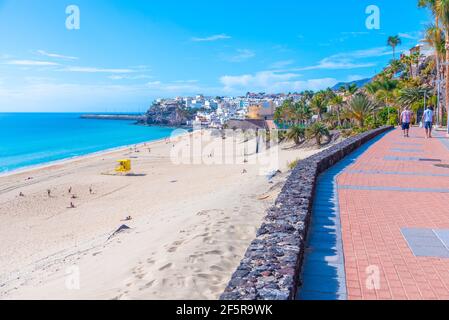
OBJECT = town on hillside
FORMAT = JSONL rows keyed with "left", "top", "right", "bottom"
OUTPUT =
{"left": 143, "top": 42, "right": 437, "bottom": 133}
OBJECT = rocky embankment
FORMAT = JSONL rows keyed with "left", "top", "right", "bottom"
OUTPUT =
{"left": 143, "top": 104, "right": 195, "bottom": 126}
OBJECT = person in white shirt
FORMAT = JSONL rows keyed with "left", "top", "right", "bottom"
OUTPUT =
{"left": 422, "top": 106, "right": 434, "bottom": 139}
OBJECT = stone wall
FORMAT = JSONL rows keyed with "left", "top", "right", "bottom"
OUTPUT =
{"left": 220, "top": 126, "right": 393, "bottom": 300}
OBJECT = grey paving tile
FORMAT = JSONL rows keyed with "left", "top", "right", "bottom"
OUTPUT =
{"left": 390, "top": 148, "right": 424, "bottom": 153}
{"left": 402, "top": 228, "right": 437, "bottom": 239}
{"left": 401, "top": 228, "right": 449, "bottom": 258}
{"left": 434, "top": 230, "right": 449, "bottom": 249}
{"left": 384, "top": 156, "right": 421, "bottom": 161}
{"left": 410, "top": 246, "right": 449, "bottom": 258}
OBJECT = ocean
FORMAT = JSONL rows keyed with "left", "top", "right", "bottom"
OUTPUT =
{"left": 0, "top": 113, "right": 177, "bottom": 174}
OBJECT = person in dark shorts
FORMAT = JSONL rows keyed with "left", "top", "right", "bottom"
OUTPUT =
{"left": 422, "top": 105, "right": 434, "bottom": 139}
{"left": 400, "top": 107, "right": 412, "bottom": 137}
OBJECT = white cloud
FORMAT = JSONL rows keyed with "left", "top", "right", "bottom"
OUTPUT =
{"left": 221, "top": 71, "right": 299, "bottom": 89}
{"left": 334, "top": 47, "right": 392, "bottom": 59}
{"left": 299, "top": 58, "right": 375, "bottom": 71}
{"left": 61, "top": 66, "right": 136, "bottom": 73}
{"left": 296, "top": 47, "right": 390, "bottom": 71}
{"left": 173, "top": 79, "right": 198, "bottom": 84}
{"left": 109, "top": 74, "right": 153, "bottom": 80}
{"left": 192, "top": 34, "right": 231, "bottom": 42}
{"left": 5, "top": 60, "right": 60, "bottom": 66}
{"left": 36, "top": 50, "right": 78, "bottom": 60}
{"left": 223, "top": 49, "right": 256, "bottom": 62}
{"left": 340, "top": 32, "right": 369, "bottom": 36}
{"left": 146, "top": 80, "right": 202, "bottom": 92}
{"left": 269, "top": 60, "right": 295, "bottom": 69}
{"left": 346, "top": 75, "right": 366, "bottom": 82}
{"left": 219, "top": 70, "right": 336, "bottom": 93}
{"left": 398, "top": 32, "right": 421, "bottom": 40}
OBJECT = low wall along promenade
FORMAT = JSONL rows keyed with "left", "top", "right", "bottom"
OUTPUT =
{"left": 220, "top": 126, "right": 393, "bottom": 300}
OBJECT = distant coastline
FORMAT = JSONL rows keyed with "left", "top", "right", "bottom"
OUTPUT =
{"left": 80, "top": 114, "right": 147, "bottom": 121}
{"left": 81, "top": 113, "right": 194, "bottom": 130}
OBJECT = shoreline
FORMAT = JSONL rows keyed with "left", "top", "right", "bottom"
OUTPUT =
{"left": 0, "top": 129, "right": 188, "bottom": 179}
{"left": 0, "top": 129, "right": 338, "bottom": 300}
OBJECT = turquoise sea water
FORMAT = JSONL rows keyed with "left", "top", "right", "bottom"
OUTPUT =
{"left": 0, "top": 113, "right": 176, "bottom": 174}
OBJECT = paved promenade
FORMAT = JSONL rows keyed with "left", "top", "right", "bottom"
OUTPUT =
{"left": 338, "top": 127, "right": 449, "bottom": 300}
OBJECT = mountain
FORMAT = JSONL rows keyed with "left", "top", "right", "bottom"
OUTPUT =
{"left": 332, "top": 78, "right": 372, "bottom": 91}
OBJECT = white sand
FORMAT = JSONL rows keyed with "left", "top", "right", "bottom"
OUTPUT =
{"left": 0, "top": 130, "right": 336, "bottom": 300}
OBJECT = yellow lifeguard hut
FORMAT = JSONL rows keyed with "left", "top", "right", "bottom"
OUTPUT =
{"left": 115, "top": 159, "right": 131, "bottom": 173}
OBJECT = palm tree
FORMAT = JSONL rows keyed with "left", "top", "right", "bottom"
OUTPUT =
{"left": 330, "top": 95, "right": 344, "bottom": 126}
{"left": 399, "top": 87, "right": 433, "bottom": 105}
{"left": 300, "top": 90, "right": 315, "bottom": 104}
{"left": 423, "top": 24, "right": 446, "bottom": 124}
{"left": 286, "top": 125, "right": 306, "bottom": 145}
{"left": 375, "top": 78, "right": 399, "bottom": 118}
{"left": 365, "top": 81, "right": 381, "bottom": 97}
{"left": 419, "top": 0, "right": 438, "bottom": 25}
{"left": 399, "top": 87, "right": 433, "bottom": 123}
{"left": 293, "top": 102, "right": 312, "bottom": 125}
{"left": 306, "top": 122, "right": 330, "bottom": 146}
{"left": 390, "top": 59, "right": 406, "bottom": 76}
{"left": 387, "top": 35, "right": 402, "bottom": 60}
{"left": 310, "top": 92, "right": 328, "bottom": 120}
{"left": 418, "top": 1, "right": 444, "bottom": 124}
{"left": 436, "top": 0, "right": 449, "bottom": 126}
{"left": 346, "top": 93, "right": 378, "bottom": 128}
{"left": 274, "top": 99, "right": 295, "bottom": 125}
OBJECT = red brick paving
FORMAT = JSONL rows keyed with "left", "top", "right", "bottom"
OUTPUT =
{"left": 338, "top": 127, "right": 449, "bottom": 300}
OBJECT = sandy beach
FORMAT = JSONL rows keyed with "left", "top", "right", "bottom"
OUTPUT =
{"left": 0, "top": 129, "right": 337, "bottom": 300}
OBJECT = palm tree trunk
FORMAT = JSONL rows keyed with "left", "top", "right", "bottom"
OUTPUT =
{"left": 436, "top": 15, "right": 442, "bottom": 126}
{"left": 437, "top": 54, "right": 442, "bottom": 126}
{"left": 446, "top": 31, "right": 449, "bottom": 129}
{"left": 337, "top": 106, "right": 341, "bottom": 127}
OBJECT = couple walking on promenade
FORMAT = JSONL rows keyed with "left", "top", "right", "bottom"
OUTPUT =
{"left": 400, "top": 105, "right": 435, "bottom": 139}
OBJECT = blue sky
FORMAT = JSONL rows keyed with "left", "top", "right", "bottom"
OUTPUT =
{"left": 0, "top": 0, "right": 431, "bottom": 112}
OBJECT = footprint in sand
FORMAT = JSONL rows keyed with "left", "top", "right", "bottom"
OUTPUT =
{"left": 210, "top": 265, "right": 224, "bottom": 272}
{"left": 139, "top": 280, "right": 155, "bottom": 291}
{"left": 205, "top": 250, "right": 223, "bottom": 256}
{"left": 202, "top": 236, "right": 217, "bottom": 245}
{"left": 135, "top": 273, "right": 145, "bottom": 280}
{"left": 158, "top": 263, "right": 173, "bottom": 271}
{"left": 192, "top": 232, "right": 209, "bottom": 240}
{"left": 188, "top": 253, "right": 205, "bottom": 264}
{"left": 197, "top": 209, "right": 225, "bottom": 217}
{"left": 167, "top": 240, "right": 185, "bottom": 253}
